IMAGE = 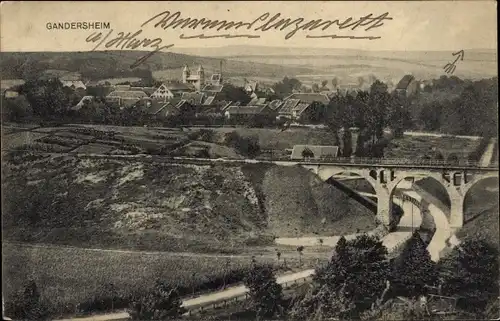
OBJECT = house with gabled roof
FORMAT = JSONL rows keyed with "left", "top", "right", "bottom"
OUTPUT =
{"left": 244, "top": 81, "right": 258, "bottom": 95}
{"left": 72, "top": 95, "right": 95, "bottom": 111}
{"left": 62, "top": 80, "right": 87, "bottom": 90}
{"left": 141, "top": 98, "right": 196, "bottom": 118}
{"left": 150, "top": 82, "right": 194, "bottom": 100}
{"left": 277, "top": 98, "right": 300, "bottom": 119}
{"left": 106, "top": 90, "right": 149, "bottom": 108}
{"left": 1, "top": 79, "right": 24, "bottom": 99}
{"left": 279, "top": 93, "right": 330, "bottom": 123}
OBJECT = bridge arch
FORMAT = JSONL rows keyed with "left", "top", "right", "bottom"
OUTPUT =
{"left": 462, "top": 174, "right": 499, "bottom": 225}
{"left": 388, "top": 173, "right": 452, "bottom": 232}
{"left": 327, "top": 170, "right": 378, "bottom": 196}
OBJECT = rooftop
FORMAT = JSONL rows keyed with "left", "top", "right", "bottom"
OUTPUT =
{"left": 203, "top": 96, "right": 215, "bottom": 106}
{"left": 293, "top": 102, "right": 311, "bottom": 115}
{"left": 395, "top": 75, "right": 416, "bottom": 90}
{"left": 284, "top": 93, "right": 331, "bottom": 105}
{"left": 165, "top": 82, "right": 195, "bottom": 91}
{"left": 181, "top": 92, "right": 205, "bottom": 105}
{"left": 268, "top": 99, "right": 283, "bottom": 110}
{"left": 225, "top": 105, "right": 268, "bottom": 115}
{"left": 279, "top": 99, "right": 301, "bottom": 114}
{"left": 107, "top": 90, "right": 149, "bottom": 99}
{"left": 0, "top": 79, "right": 24, "bottom": 90}
{"left": 202, "top": 84, "right": 224, "bottom": 93}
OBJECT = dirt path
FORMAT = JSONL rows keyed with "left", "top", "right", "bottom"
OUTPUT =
{"left": 2, "top": 241, "right": 328, "bottom": 260}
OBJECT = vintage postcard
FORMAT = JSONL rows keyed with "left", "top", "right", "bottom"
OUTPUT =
{"left": 1, "top": 1, "right": 498, "bottom": 320}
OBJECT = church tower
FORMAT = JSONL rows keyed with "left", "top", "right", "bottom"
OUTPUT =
{"left": 197, "top": 65, "right": 205, "bottom": 91}
{"left": 182, "top": 65, "right": 190, "bottom": 83}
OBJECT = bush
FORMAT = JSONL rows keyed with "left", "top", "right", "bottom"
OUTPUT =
{"left": 390, "top": 232, "right": 437, "bottom": 298}
{"left": 77, "top": 283, "right": 129, "bottom": 314}
{"left": 244, "top": 264, "right": 284, "bottom": 320}
{"left": 438, "top": 237, "right": 499, "bottom": 315}
{"left": 5, "top": 279, "right": 51, "bottom": 320}
{"left": 224, "top": 132, "right": 260, "bottom": 158}
{"left": 292, "top": 235, "right": 390, "bottom": 320}
{"left": 129, "top": 280, "right": 185, "bottom": 320}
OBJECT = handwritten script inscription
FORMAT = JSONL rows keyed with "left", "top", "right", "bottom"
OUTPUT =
{"left": 141, "top": 11, "right": 392, "bottom": 40}
{"left": 83, "top": 10, "right": 393, "bottom": 68}
{"left": 443, "top": 50, "right": 465, "bottom": 75}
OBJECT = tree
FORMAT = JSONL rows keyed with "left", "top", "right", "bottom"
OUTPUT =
{"left": 311, "top": 83, "right": 320, "bottom": 93}
{"left": 129, "top": 280, "right": 185, "bottom": 320}
{"left": 224, "top": 132, "right": 260, "bottom": 158}
{"left": 301, "top": 148, "right": 314, "bottom": 159}
{"left": 221, "top": 83, "right": 251, "bottom": 105}
{"left": 244, "top": 264, "right": 284, "bottom": 320}
{"left": 438, "top": 238, "right": 499, "bottom": 315}
{"left": 390, "top": 232, "right": 437, "bottom": 298}
{"left": 276, "top": 249, "right": 282, "bottom": 266}
{"left": 5, "top": 279, "right": 50, "bottom": 320}
{"left": 1, "top": 95, "right": 33, "bottom": 122}
{"left": 20, "top": 77, "right": 70, "bottom": 119}
{"left": 272, "top": 77, "right": 302, "bottom": 97}
{"left": 292, "top": 235, "right": 390, "bottom": 320}
{"left": 321, "top": 80, "right": 328, "bottom": 89}
{"left": 297, "top": 246, "right": 304, "bottom": 266}
{"left": 332, "top": 77, "right": 339, "bottom": 89}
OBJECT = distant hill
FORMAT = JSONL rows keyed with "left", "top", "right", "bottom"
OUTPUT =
{"left": 172, "top": 46, "right": 497, "bottom": 82}
{"left": 0, "top": 51, "right": 315, "bottom": 81}
{"left": 172, "top": 45, "right": 497, "bottom": 60}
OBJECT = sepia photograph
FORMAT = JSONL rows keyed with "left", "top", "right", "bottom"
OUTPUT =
{"left": 1, "top": 1, "right": 498, "bottom": 320}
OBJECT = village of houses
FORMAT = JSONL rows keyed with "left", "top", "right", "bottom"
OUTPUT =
{"left": 1, "top": 62, "right": 421, "bottom": 127}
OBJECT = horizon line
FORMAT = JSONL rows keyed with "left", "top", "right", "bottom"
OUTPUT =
{"left": 1, "top": 47, "right": 497, "bottom": 53}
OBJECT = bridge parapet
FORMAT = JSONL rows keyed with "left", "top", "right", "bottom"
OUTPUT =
{"left": 257, "top": 155, "right": 499, "bottom": 169}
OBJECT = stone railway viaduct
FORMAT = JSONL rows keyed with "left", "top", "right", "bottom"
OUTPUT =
{"left": 75, "top": 153, "right": 499, "bottom": 231}
{"left": 296, "top": 160, "right": 498, "bottom": 230}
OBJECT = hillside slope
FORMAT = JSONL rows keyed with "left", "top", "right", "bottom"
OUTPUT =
{"left": 2, "top": 154, "right": 376, "bottom": 253}
{"left": 0, "top": 51, "right": 315, "bottom": 80}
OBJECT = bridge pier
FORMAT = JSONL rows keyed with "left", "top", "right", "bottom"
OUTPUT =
{"left": 448, "top": 188, "right": 465, "bottom": 229}
{"left": 375, "top": 188, "right": 393, "bottom": 228}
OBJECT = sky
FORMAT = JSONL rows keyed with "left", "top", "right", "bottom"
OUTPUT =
{"left": 0, "top": 1, "right": 497, "bottom": 52}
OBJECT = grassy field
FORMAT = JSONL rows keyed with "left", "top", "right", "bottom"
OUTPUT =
{"left": 191, "top": 127, "right": 340, "bottom": 151}
{"left": 384, "top": 135, "right": 481, "bottom": 160}
{"left": 2, "top": 242, "right": 328, "bottom": 318}
{"left": 1, "top": 124, "right": 190, "bottom": 154}
{"left": 3, "top": 124, "right": 341, "bottom": 159}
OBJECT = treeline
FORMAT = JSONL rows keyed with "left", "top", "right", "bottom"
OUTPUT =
{"left": 1, "top": 52, "right": 157, "bottom": 80}
{"left": 325, "top": 80, "right": 412, "bottom": 157}
{"left": 3, "top": 75, "right": 497, "bottom": 140}
{"left": 415, "top": 76, "right": 498, "bottom": 136}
